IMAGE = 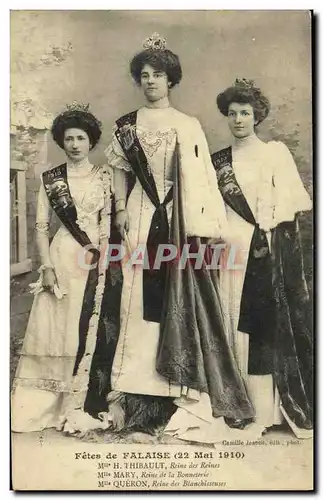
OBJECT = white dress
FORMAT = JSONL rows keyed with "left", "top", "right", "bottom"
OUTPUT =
{"left": 11, "top": 160, "right": 112, "bottom": 433}
{"left": 219, "top": 134, "right": 312, "bottom": 437}
{"left": 106, "top": 107, "right": 187, "bottom": 398}
{"left": 105, "top": 109, "right": 264, "bottom": 443}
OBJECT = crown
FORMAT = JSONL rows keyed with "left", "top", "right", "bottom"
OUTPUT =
{"left": 143, "top": 32, "right": 167, "bottom": 51}
{"left": 234, "top": 78, "right": 256, "bottom": 90}
{"left": 65, "top": 101, "right": 90, "bottom": 113}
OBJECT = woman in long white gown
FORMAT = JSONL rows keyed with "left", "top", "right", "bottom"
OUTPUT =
{"left": 211, "top": 78, "right": 313, "bottom": 438}
{"left": 11, "top": 104, "right": 114, "bottom": 434}
{"left": 103, "top": 34, "right": 259, "bottom": 442}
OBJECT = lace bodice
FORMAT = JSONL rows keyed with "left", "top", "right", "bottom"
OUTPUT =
{"left": 106, "top": 107, "right": 229, "bottom": 239}
{"left": 105, "top": 107, "right": 179, "bottom": 199}
{"left": 138, "top": 126, "right": 176, "bottom": 195}
{"left": 35, "top": 162, "right": 112, "bottom": 260}
{"left": 67, "top": 164, "right": 106, "bottom": 212}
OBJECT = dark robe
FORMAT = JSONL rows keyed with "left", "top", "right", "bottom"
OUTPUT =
{"left": 211, "top": 147, "right": 313, "bottom": 430}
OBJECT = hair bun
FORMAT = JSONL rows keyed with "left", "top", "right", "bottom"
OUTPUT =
{"left": 216, "top": 78, "right": 270, "bottom": 124}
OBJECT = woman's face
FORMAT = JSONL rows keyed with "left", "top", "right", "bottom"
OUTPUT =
{"left": 140, "top": 63, "right": 169, "bottom": 102}
{"left": 228, "top": 102, "right": 256, "bottom": 139}
{"left": 63, "top": 128, "right": 91, "bottom": 162}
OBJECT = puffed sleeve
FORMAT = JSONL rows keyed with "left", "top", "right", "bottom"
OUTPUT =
{"left": 272, "top": 141, "right": 312, "bottom": 225}
{"left": 104, "top": 126, "right": 132, "bottom": 172}
{"left": 35, "top": 175, "right": 53, "bottom": 268}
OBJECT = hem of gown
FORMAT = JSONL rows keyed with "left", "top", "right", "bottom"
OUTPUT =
{"left": 111, "top": 382, "right": 175, "bottom": 398}
{"left": 11, "top": 385, "right": 64, "bottom": 433}
{"left": 12, "top": 378, "right": 73, "bottom": 394}
{"left": 11, "top": 385, "right": 112, "bottom": 434}
{"left": 164, "top": 408, "right": 265, "bottom": 443}
{"left": 280, "top": 406, "right": 313, "bottom": 440}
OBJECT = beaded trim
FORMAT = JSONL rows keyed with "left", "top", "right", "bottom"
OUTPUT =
{"left": 35, "top": 222, "right": 50, "bottom": 235}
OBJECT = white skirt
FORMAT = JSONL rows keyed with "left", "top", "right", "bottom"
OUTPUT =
{"left": 11, "top": 226, "right": 110, "bottom": 434}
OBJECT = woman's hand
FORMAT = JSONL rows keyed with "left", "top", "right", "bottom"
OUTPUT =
{"left": 115, "top": 209, "right": 129, "bottom": 238}
{"left": 42, "top": 267, "right": 57, "bottom": 293}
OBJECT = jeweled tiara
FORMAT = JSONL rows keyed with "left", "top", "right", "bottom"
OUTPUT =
{"left": 142, "top": 32, "right": 167, "bottom": 51}
{"left": 234, "top": 78, "right": 256, "bottom": 89}
{"left": 65, "top": 101, "right": 90, "bottom": 113}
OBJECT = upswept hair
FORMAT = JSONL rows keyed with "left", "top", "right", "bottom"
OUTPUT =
{"left": 130, "top": 48, "right": 182, "bottom": 89}
{"left": 51, "top": 109, "right": 102, "bottom": 150}
{"left": 217, "top": 79, "right": 270, "bottom": 124}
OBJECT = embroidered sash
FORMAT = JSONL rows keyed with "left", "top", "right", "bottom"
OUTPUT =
{"left": 115, "top": 111, "right": 173, "bottom": 323}
{"left": 42, "top": 164, "right": 99, "bottom": 254}
{"left": 211, "top": 148, "right": 275, "bottom": 374}
{"left": 42, "top": 164, "right": 100, "bottom": 376}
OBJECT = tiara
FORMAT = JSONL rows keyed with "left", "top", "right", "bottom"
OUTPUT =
{"left": 65, "top": 101, "right": 90, "bottom": 113}
{"left": 143, "top": 32, "right": 167, "bottom": 51}
{"left": 234, "top": 78, "right": 256, "bottom": 90}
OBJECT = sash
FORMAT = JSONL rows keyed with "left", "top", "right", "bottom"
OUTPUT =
{"left": 115, "top": 111, "right": 173, "bottom": 323}
{"left": 211, "top": 148, "right": 275, "bottom": 374}
{"left": 42, "top": 164, "right": 100, "bottom": 376}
